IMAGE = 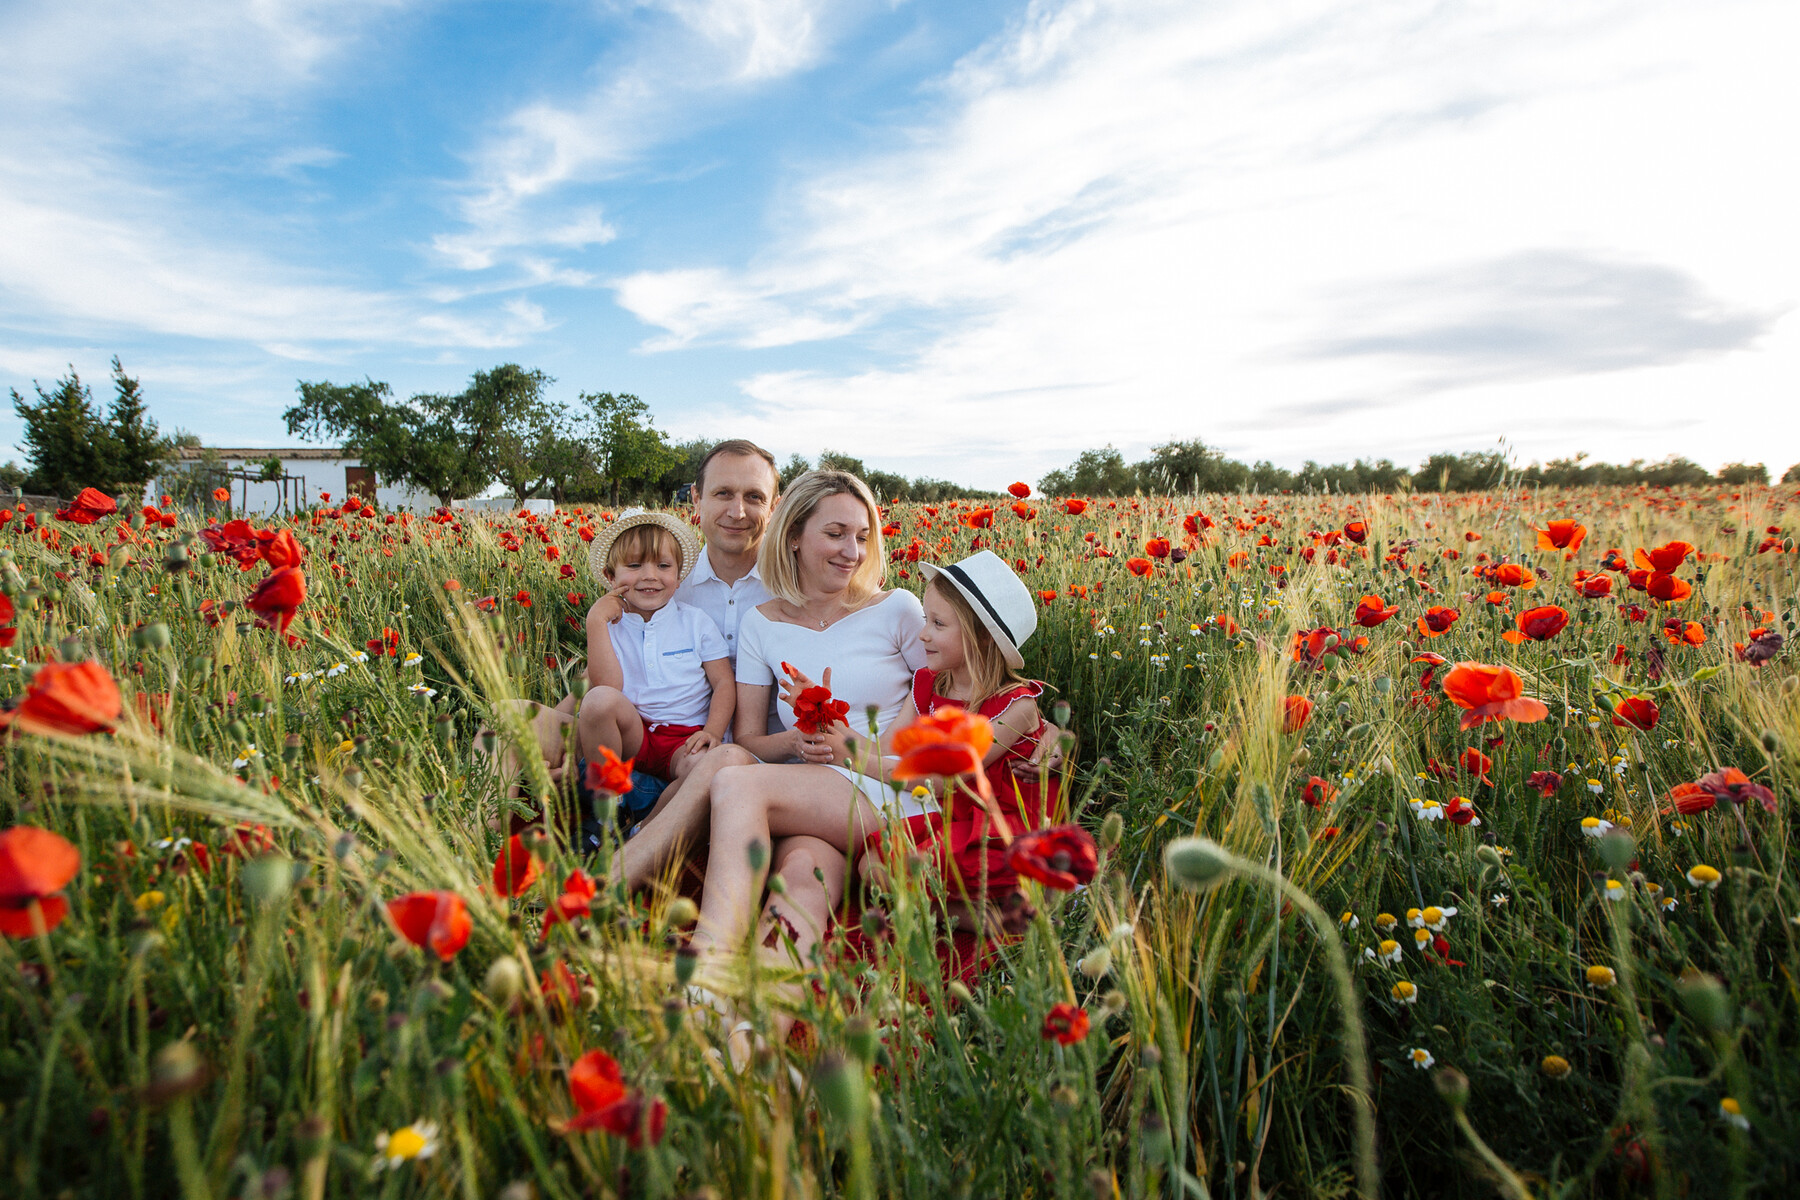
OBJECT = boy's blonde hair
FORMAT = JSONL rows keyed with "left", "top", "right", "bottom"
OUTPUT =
{"left": 926, "top": 575, "right": 1022, "bottom": 710}
{"left": 758, "top": 470, "right": 886, "bottom": 605}
{"left": 603, "top": 523, "right": 683, "bottom": 578}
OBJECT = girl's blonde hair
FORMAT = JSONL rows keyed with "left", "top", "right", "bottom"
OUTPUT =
{"left": 926, "top": 575, "right": 1022, "bottom": 709}
{"left": 759, "top": 470, "right": 887, "bottom": 606}
{"left": 603, "top": 524, "right": 682, "bottom": 577}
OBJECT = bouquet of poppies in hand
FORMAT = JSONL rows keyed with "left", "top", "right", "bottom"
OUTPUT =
{"left": 792, "top": 686, "right": 849, "bottom": 734}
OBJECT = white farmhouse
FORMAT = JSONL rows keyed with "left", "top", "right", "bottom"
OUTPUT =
{"left": 162, "top": 447, "right": 439, "bottom": 514}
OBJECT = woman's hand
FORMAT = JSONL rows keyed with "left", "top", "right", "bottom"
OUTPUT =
{"left": 777, "top": 662, "right": 830, "bottom": 709}
{"left": 794, "top": 728, "right": 837, "bottom": 765}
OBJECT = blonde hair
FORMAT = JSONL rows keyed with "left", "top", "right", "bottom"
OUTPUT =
{"left": 926, "top": 575, "right": 1021, "bottom": 709}
{"left": 604, "top": 524, "right": 683, "bottom": 577}
{"left": 759, "top": 470, "right": 886, "bottom": 605}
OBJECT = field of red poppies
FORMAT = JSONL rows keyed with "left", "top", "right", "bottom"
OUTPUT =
{"left": 2, "top": 481, "right": 1797, "bottom": 1199}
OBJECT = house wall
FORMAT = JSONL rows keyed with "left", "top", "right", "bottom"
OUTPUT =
{"left": 147, "top": 455, "right": 439, "bottom": 514}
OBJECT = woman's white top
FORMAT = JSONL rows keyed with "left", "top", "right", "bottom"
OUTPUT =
{"left": 735, "top": 589, "right": 927, "bottom": 738}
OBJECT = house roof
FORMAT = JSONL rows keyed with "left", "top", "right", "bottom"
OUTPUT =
{"left": 173, "top": 447, "right": 350, "bottom": 462}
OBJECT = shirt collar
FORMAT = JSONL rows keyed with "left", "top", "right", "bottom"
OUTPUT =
{"left": 689, "top": 544, "right": 761, "bottom": 587}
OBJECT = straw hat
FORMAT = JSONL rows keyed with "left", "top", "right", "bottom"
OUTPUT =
{"left": 587, "top": 508, "right": 703, "bottom": 584}
{"left": 920, "top": 549, "right": 1037, "bottom": 670}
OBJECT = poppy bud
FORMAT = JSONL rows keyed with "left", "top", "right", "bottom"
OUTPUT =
{"left": 1289, "top": 747, "right": 1311, "bottom": 769}
{"left": 1595, "top": 831, "right": 1635, "bottom": 873}
{"left": 1139, "top": 1112, "right": 1171, "bottom": 1161}
{"left": 673, "top": 945, "right": 699, "bottom": 986}
{"left": 947, "top": 981, "right": 975, "bottom": 1007}
{"left": 341, "top": 768, "right": 363, "bottom": 790}
{"left": 664, "top": 896, "right": 698, "bottom": 929}
{"left": 241, "top": 854, "right": 293, "bottom": 906}
{"left": 1051, "top": 1085, "right": 1081, "bottom": 1111}
{"left": 746, "top": 839, "right": 768, "bottom": 873}
{"left": 1475, "top": 845, "right": 1505, "bottom": 870}
{"left": 1165, "top": 838, "right": 1238, "bottom": 890}
{"left": 283, "top": 733, "right": 303, "bottom": 764}
{"left": 148, "top": 1041, "right": 208, "bottom": 1103}
{"left": 1762, "top": 729, "right": 1781, "bottom": 755}
{"left": 813, "top": 1052, "right": 868, "bottom": 1122}
{"left": 483, "top": 957, "right": 523, "bottom": 1006}
{"left": 1433, "top": 1066, "right": 1469, "bottom": 1108}
{"left": 1677, "top": 971, "right": 1731, "bottom": 1033}
{"left": 141, "top": 621, "right": 172, "bottom": 649}
{"left": 845, "top": 1015, "right": 878, "bottom": 1063}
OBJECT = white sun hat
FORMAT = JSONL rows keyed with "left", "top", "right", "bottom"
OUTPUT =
{"left": 587, "top": 508, "right": 704, "bottom": 584}
{"left": 919, "top": 549, "right": 1037, "bottom": 670}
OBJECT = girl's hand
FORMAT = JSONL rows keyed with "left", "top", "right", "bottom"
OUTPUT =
{"left": 683, "top": 730, "right": 719, "bottom": 757}
{"left": 1013, "top": 722, "right": 1068, "bottom": 777}
{"left": 593, "top": 584, "right": 629, "bottom": 625}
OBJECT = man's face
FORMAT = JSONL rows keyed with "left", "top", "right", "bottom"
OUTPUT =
{"left": 695, "top": 453, "right": 777, "bottom": 557}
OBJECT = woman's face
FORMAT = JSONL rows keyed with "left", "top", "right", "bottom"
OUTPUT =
{"left": 790, "top": 492, "right": 870, "bottom": 595}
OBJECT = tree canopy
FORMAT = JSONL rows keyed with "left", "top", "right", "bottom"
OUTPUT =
{"left": 9, "top": 358, "right": 169, "bottom": 497}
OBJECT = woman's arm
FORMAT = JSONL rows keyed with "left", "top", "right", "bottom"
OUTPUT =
{"left": 730, "top": 681, "right": 804, "bottom": 763}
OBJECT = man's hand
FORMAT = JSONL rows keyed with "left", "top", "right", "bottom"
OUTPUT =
{"left": 682, "top": 730, "right": 720, "bottom": 757}
{"left": 1013, "top": 721, "right": 1069, "bottom": 777}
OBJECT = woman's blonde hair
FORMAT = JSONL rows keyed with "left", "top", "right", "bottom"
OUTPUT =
{"left": 758, "top": 470, "right": 886, "bottom": 606}
{"left": 926, "top": 575, "right": 1021, "bottom": 709}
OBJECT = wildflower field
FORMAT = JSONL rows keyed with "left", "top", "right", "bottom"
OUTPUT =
{"left": 2, "top": 480, "right": 1797, "bottom": 1200}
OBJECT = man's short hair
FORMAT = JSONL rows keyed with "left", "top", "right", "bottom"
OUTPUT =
{"left": 695, "top": 439, "right": 779, "bottom": 496}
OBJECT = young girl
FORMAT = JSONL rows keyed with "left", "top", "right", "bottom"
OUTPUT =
{"left": 860, "top": 549, "right": 1062, "bottom": 907}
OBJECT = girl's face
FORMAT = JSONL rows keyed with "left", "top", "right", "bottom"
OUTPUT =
{"left": 920, "top": 584, "right": 967, "bottom": 676}
{"left": 790, "top": 493, "right": 869, "bottom": 595}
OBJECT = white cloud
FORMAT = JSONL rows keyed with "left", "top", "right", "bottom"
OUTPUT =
{"left": 621, "top": 0, "right": 1800, "bottom": 485}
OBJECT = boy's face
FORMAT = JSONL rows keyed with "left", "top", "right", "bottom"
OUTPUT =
{"left": 606, "top": 536, "right": 682, "bottom": 615}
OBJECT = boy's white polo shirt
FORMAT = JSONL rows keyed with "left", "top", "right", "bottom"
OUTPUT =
{"left": 674, "top": 547, "right": 771, "bottom": 666}
{"left": 607, "top": 600, "right": 726, "bottom": 726}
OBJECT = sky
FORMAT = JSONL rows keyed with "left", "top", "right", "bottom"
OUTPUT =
{"left": 1, "top": 0, "right": 1796, "bottom": 492}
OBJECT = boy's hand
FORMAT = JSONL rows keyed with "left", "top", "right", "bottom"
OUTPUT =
{"left": 593, "top": 584, "right": 628, "bottom": 624}
{"left": 683, "top": 730, "right": 719, "bottom": 757}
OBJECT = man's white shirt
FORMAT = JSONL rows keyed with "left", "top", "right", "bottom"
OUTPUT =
{"left": 674, "top": 547, "right": 781, "bottom": 736}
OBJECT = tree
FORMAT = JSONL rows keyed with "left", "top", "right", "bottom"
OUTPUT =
{"left": 11, "top": 366, "right": 119, "bottom": 497}
{"left": 1413, "top": 450, "right": 1508, "bottom": 492}
{"left": 105, "top": 358, "right": 167, "bottom": 490}
{"left": 581, "top": 392, "right": 681, "bottom": 504}
{"left": 287, "top": 365, "right": 554, "bottom": 507}
{"left": 1134, "top": 440, "right": 1250, "bottom": 494}
{"left": 779, "top": 454, "right": 812, "bottom": 490}
{"left": 1716, "top": 462, "right": 1769, "bottom": 486}
{"left": 1783, "top": 463, "right": 1800, "bottom": 485}
{"left": 817, "top": 450, "right": 868, "bottom": 478}
{"left": 1037, "top": 445, "right": 1137, "bottom": 496}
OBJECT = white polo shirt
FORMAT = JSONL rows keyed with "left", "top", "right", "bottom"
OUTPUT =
{"left": 675, "top": 547, "right": 771, "bottom": 665}
{"left": 606, "top": 600, "right": 727, "bottom": 726}
{"left": 675, "top": 545, "right": 781, "bottom": 736}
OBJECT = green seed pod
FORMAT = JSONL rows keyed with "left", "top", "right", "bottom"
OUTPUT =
{"left": 746, "top": 839, "right": 768, "bottom": 873}
{"left": 1139, "top": 1112, "right": 1171, "bottom": 1161}
{"left": 1165, "top": 838, "right": 1238, "bottom": 891}
{"left": 661, "top": 996, "right": 685, "bottom": 1036}
{"left": 673, "top": 945, "right": 699, "bottom": 986}
{"left": 241, "top": 854, "right": 293, "bottom": 906}
{"left": 483, "top": 957, "right": 524, "bottom": 1007}
{"left": 844, "top": 1015, "right": 878, "bottom": 1063}
{"left": 1433, "top": 1066, "right": 1469, "bottom": 1108}
{"left": 813, "top": 1052, "right": 868, "bottom": 1122}
{"left": 665, "top": 896, "right": 699, "bottom": 929}
{"left": 1099, "top": 812, "right": 1124, "bottom": 850}
{"left": 1678, "top": 972, "right": 1732, "bottom": 1033}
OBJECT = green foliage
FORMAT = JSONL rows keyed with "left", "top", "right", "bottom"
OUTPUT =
{"left": 779, "top": 453, "right": 812, "bottom": 489}
{"left": 1718, "top": 461, "right": 1770, "bottom": 486}
{"left": 9, "top": 358, "right": 169, "bottom": 497}
{"left": 580, "top": 391, "right": 681, "bottom": 503}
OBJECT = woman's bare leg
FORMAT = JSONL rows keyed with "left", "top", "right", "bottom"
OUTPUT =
{"left": 616, "top": 743, "right": 759, "bottom": 890}
{"left": 688, "top": 765, "right": 882, "bottom": 955}
{"left": 759, "top": 836, "right": 846, "bottom": 970}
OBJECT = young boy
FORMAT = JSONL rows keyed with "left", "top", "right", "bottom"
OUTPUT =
{"left": 576, "top": 509, "right": 735, "bottom": 785}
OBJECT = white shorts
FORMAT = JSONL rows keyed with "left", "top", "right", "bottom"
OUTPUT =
{"left": 826, "top": 765, "right": 940, "bottom": 821}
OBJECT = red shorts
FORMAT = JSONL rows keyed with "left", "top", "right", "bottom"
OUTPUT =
{"left": 636, "top": 719, "right": 704, "bottom": 780}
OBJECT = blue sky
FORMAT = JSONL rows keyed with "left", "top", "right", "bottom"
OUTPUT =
{"left": 2, "top": 0, "right": 1797, "bottom": 491}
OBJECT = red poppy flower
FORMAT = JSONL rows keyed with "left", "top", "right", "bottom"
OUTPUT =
{"left": 515, "top": 590, "right": 533, "bottom": 608}
{"left": 2, "top": 660, "right": 123, "bottom": 735}
{"left": 1610, "top": 696, "right": 1660, "bottom": 731}
{"left": 1661, "top": 781, "right": 1714, "bottom": 815}
{"left": 1661, "top": 619, "right": 1706, "bottom": 646}
{"left": 1444, "top": 796, "right": 1479, "bottom": 826}
{"left": 791, "top": 685, "right": 850, "bottom": 735}
{"left": 0, "top": 825, "right": 81, "bottom": 937}
{"left": 542, "top": 869, "right": 600, "bottom": 936}
{"left": 574, "top": 1086, "right": 669, "bottom": 1147}
{"left": 1503, "top": 605, "right": 1570, "bottom": 643}
{"left": 1007, "top": 482, "right": 1031, "bottom": 499}
{"left": 1125, "top": 557, "right": 1153, "bottom": 577}
{"left": 1353, "top": 595, "right": 1399, "bottom": 627}
{"left": 1535, "top": 520, "right": 1587, "bottom": 553}
{"left": 386, "top": 891, "right": 472, "bottom": 961}
{"left": 54, "top": 486, "right": 119, "bottom": 525}
{"left": 1488, "top": 563, "right": 1537, "bottom": 589}
{"left": 1037, "top": 590, "right": 1057, "bottom": 605}
{"left": 1411, "top": 650, "right": 1448, "bottom": 689}
{"left": 1207, "top": 613, "right": 1239, "bottom": 636}
{"left": 1458, "top": 747, "right": 1493, "bottom": 785}
{"left": 1599, "top": 548, "right": 1630, "bottom": 572}
{"left": 1733, "top": 627, "right": 1783, "bottom": 665}
{"left": 1645, "top": 573, "right": 1692, "bottom": 603}
{"left": 1696, "top": 767, "right": 1776, "bottom": 813}
{"left": 1282, "top": 695, "right": 1313, "bottom": 733}
{"left": 211, "top": 487, "right": 232, "bottom": 503}
{"left": 1007, "top": 825, "right": 1098, "bottom": 891}
{"left": 1063, "top": 499, "right": 1088, "bottom": 515}
{"left": 567, "top": 1048, "right": 626, "bottom": 1119}
{"left": 245, "top": 566, "right": 307, "bottom": 633}
{"left": 585, "top": 747, "right": 635, "bottom": 796}
{"left": 1634, "top": 541, "right": 1695, "bottom": 574}
{"left": 492, "top": 834, "right": 542, "bottom": 897}
{"left": 1341, "top": 521, "right": 1367, "bottom": 544}
{"left": 1300, "top": 776, "right": 1336, "bottom": 808}
{"left": 260, "top": 528, "right": 305, "bottom": 570}
{"left": 1440, "top": 662, "right": 1549, "bottom": 731}
{"left": 1416, "top": 606, "right": 1460, "bottom": 638}
{"left": 1144, "top": 538, "right": 1171, "bottom": 559}
{"left": 220, "top": 824, "right": 275, "bottom": 859}
{"left": 892, "top": 706, "right": 994, "bottom": 780}
{"left": 1572, "top": 572, "right": 1613, "bottom": 599}
{"left": 1041, "top": 1002, "right": 1090, "bottom": 1045}
{"left": 1526, "top": 770, "right": 1562, "bottom": 797}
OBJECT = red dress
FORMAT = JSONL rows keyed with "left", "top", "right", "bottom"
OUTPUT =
{"left": 890, "top": 669, "right": 1062, "bottom": 900}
